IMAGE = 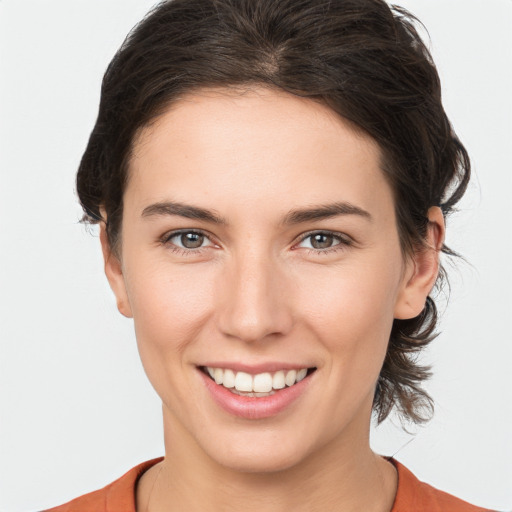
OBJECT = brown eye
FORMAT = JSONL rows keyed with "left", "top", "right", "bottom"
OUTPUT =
{"left": 310, "top": 233, "right": 335, "bottom": 249}
{"left": 165, "top": 230, "right": 212, "bottom": 250}
{"left": 180, "top": 232, "right": 205, "bottom": 248}
{"left": 296, "top": 231, "right": 347, "bottom": 252}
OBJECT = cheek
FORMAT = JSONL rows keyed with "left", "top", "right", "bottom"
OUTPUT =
{"left": 295, "top": 259, "right": 401, "bottom": 374}
{"left": 124, "top": 257, "right": 216, "bottom": 356}
{"left": 299, "top": 264, "right": 400, "bottom": 433}
{"left": 299, "top": 260, "right": 399, "bottom": 326}
{"left": 122, "top": 256, "right": 220, "bottom": 419}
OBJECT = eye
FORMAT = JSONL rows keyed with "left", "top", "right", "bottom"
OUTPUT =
{"left": 302, "top": 233, "right": 339, "bottom": 250}
{"left": 296, "top": 231, "right": 351, "bottom": 252}
{"left": 164, "top": 230, "right": 214, "bottom": 250}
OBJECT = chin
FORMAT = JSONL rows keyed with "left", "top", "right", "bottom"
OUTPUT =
{"left": 212, "top": 446, "right": 308, "bottom": 474}
{"left": 195, "top": 425, "right": 319, "bottom": 474}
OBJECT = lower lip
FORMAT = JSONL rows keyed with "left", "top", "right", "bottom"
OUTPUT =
{"left": 199, "top": 369, "right": 314, "bottom": 420}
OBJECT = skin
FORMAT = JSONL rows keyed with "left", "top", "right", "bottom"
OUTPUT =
{"left": 100, "top": 87, "right": 444, "bottom": 512}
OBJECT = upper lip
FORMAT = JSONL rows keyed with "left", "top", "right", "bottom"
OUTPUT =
{"left": 198, "top": 362, "right": 316, "bottom": 374}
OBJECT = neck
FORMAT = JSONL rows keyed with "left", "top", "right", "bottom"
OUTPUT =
{"left": 138, "top": 408, "right": 397, "bottom": 512}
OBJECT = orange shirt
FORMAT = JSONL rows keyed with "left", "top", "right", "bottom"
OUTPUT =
{"left": 44, "top": 457, "right": 492, "bottom": 512}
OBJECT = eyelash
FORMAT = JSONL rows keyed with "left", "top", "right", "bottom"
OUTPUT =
{"left": 160, "top": 229, "right": 353, "bottom": 256}
{"left": 294, "top": 230, "right": 353, "bottom": 255}
{"left": 160, "top": 229, "right": 216, "bottom": 257}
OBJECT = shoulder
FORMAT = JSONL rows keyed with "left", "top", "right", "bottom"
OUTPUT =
{"left": 391, "top": 459, "right": 492, "bottom": 512}
{"left": 43, "top": 458, "right": 163, "bottom": 512}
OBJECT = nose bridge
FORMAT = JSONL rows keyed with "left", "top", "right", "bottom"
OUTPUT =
{"left": 217, "top": 246, "right": 292, "bottom": 343}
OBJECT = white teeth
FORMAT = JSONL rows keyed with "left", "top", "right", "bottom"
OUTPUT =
{"left": 296, "top": 368, "right": 307, "bottom": 382}
{"left": 205, "top": 366, "right": 312, "bottom": 394}
{"left": 285, "top": 370, "right": 297, "bottom": 387}
{"left": 234, "top": 371, "right": 253, "bottom": 392}
{"left": 223, "top": 369, "right": 235, "bottom": 388}
{"left": 253, "top": 372, "right": 273, "bottom": 393}
{"left": 214, "top": 368, "right": 223, "bottom": 385}
{"left": 272, "top": 370, "right": 285, "bottom": 389}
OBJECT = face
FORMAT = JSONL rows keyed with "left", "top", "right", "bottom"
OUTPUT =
{"left": 103, "top": 87, "right": 439, "bottom": 473}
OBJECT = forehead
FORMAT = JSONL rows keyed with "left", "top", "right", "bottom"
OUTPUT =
{"left": 127, "top": 86, "right": 394, "bottom": 220}
{"left": 133, "top": 86, "right": 378, "bottom": 161}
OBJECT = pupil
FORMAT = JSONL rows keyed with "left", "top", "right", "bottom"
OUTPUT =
{"left": 181, "top": 233, "right": 204, "bottom": 249}
{"left": 311, "top": 234, "right": 333, "bottom": 249}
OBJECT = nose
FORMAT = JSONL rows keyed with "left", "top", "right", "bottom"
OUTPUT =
{"left": 216, "top": 250, "right": 293, "bottom": 343}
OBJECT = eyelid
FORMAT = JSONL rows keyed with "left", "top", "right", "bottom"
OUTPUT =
{"left": 160, "top": 228, "right": 218, "bottom": 249}
{"left": 159, "top": 228, "right": 353, "bottom": 254}
{"left": 291, "top": 230, "right": 355, "bottom": 256}
{"left": 293, "top": 229, "right": 353, "bottom": 247}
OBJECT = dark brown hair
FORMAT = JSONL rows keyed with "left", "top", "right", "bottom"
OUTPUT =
{"left": 76, "top": 0, "right": 470, "bottom": 424}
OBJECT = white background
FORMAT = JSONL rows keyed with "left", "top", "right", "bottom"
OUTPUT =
{"left": 0, "top": 1, "right": 511, "bottom": 510}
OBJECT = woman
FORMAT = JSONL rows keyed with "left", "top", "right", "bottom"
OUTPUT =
{"left": 27, "top": 0, "right": 497, "bottom": 510}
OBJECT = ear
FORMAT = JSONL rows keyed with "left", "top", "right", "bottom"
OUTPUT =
{"left": 99, "top": 222, "right": 133, "bottom": 318}
{"left": 394, "top": 206, "right": 445, "bottom": 320}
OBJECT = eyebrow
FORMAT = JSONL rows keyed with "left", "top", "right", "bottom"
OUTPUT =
{"left": 141, "top": 201, "right": 227, "bottom": 225}
{"left": 282, "top": 202, "right": 372, "bottom": 225}
{"left": 141, "top": 200, "right": 372, "bottom": 225}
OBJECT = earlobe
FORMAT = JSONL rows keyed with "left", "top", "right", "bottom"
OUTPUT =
{"left": 394, "top": 206, "right": 445, "bottom": 320}
{"left": 99, "top": 223, "right": 133, "bottom": 318}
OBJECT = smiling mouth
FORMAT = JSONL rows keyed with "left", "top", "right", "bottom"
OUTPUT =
{"left": 200, "top": 366, "right": 317, "bottom": 397}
